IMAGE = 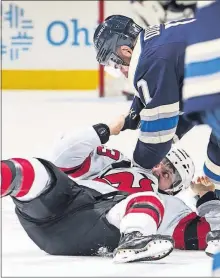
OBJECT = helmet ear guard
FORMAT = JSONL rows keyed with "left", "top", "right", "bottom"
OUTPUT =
{"left": 164, "top": 147, "right": 195, "bottom": 194}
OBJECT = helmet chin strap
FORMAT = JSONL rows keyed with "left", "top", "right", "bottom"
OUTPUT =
{"left": 164, "top": 177, "right": 182, "bottom": 194}
{"left": 161, "top": 185, "right": 181, "bottom": 196}
{"left": 120, "top": 59, "right": 129, "bottom": 67}
{"left": 164, "top": 184, "right": 176, "bottom": 195}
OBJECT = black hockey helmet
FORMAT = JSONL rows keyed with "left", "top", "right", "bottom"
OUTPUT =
{"left": 93, "top": 15, "right": 143, "bottom": 67}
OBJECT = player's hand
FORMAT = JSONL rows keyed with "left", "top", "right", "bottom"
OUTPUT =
{"left": 190, "top": 176, "right": 215, "bottom": 197}
{"left": 108, "top": 115, "right": 126, "bottom": 136}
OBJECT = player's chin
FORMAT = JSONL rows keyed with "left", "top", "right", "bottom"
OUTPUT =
{"left": 122, "top": 71, "right": 128, "bottom": 78}
{"left": 158, "top": 180, "right": 171, "bottom": 192}
{"left": 120, "top": 66, "right": 129, "bottom": 78}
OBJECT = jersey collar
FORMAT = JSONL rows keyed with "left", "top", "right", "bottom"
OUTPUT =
{"left": 128, "top": 33, "right": 142, "bottom": 95}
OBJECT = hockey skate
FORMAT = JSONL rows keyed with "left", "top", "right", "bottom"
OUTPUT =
{"left": 113, "top": 231, "right": 174, "bottom": 263}
{"left": 205, "top": 230, "right": 220, "bottom": 257}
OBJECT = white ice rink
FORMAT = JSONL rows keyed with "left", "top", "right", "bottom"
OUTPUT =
{"left": 2, "top": 91, "right": 215, "bottom": 277}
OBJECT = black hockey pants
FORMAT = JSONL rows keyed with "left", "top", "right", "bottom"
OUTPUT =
{"left": 12, "top": 159, "right": 126, "bottom": 256}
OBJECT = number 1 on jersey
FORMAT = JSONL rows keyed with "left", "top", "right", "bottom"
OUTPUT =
{"left": 137, "top": 79, "right": 152, "bottom": 107}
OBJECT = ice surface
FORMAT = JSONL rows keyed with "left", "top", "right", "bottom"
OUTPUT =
{"left": 2, "top": 91, "right": 214, "bottom": 277}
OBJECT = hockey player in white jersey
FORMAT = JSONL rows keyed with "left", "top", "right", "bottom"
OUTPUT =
{"left": 1, "top": 116, "right": 220, "bottom": 262}
{"left": 46, "top": 116, "right": 191, "bottom": 195}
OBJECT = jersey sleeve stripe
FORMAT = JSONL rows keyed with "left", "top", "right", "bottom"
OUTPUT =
{"left": 141, "top": 111, "right": 179, "bottom": 121}
{"left": 140, "top": 102, "right": 179, "bottom": 118}
{"left": 205, "top": 156, "right": 220, "bottom": 176}
{"left": 185, "top": 57, "right": 220, "bottom": 78}
{"left": 140, "top": 115, "right": 179, "bottom": 132}
{"left": 185, "top": 38, "right": 220, "bottom": 64}
{"left": 197, "top": 0, "right": 216, "bottom": 9}
{"left": 140, "top": 127, "right": 177, "bottom": 138}
{"left": 164, "top": 19, "right": 195, "bottom": 29}
{"left": 203, "top": 165, "right": 220, "bottom": 183}
{"left": 204, "top": 155, "right": 220, "bottom": 185}
{"left": 139, "top": 132, "right": 175, "bottom": 144}
{"left": 183, "top": 72, "right": 220, "bottom": 99}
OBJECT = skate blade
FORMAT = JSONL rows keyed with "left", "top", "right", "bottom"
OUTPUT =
{"left": 205, "top": 241, "right": 220, "bottom": 257}
{"left": 113, "top": 239, "right": 173, "bottom": 263}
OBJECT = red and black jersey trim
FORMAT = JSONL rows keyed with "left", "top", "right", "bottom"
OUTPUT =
{"left": 59, "top": 155, "right": 91, "bottom": 178}
{"left": 125, "top": 195, "right": 164, "bottom": 227}
{"left": 173, "top": 212, "right": 210, "bottom": 250}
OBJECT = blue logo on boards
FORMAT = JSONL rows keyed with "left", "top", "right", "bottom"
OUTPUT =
{"left": 46, "top": 19, "right": 94, "bottom": 46}
{"left": 1, "top": 2, "right": 96, "bottom": 62}
{"left": 1, "top": 3, "right": 34, "bottom": 61}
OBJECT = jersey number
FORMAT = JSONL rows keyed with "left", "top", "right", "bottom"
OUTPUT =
{"left": 137, "top": 79, "right": 152, "bottom": 107}
{"left": 97, "top": 146, "right": 120, "bottom": 161}
{"left": 95, "top": 172, "right": 154, "bottom": 194}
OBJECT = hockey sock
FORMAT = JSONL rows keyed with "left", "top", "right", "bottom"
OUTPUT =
{"left": 120, "top": 192, "right": 165, "bottom": 235}
{"left": 1, "top": 158, "right": 52, "bottom": 200}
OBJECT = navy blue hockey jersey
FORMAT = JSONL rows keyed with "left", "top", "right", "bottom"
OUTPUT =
{"left": 183, "top": 0, "right": 220, "bottom": 114}
{"left": 123, "top": 18, "right": 195, "bottom": 169}
{"left": 183, "top": 0, "right": 220, "bottom": 188}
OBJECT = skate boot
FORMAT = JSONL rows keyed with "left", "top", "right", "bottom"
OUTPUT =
{"left": 205, "top": 230, "right": 220, "bottom": 257}
{"left": 113, "top": 231, "right": 174, "bottom": 263}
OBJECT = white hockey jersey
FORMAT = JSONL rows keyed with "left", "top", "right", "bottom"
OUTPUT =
{"left": 45, "top": 126, "right": 158, "bottom": 195}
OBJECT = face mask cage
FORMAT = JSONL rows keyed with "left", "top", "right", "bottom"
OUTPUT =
{"left": 102, "top": 52, "right": 127, "bottom": 78}
{"left": 96, "top": 33, "right": 130, "bottom": 67}
{"left": 106, "top": 52, "right": 128, "bottom": 67}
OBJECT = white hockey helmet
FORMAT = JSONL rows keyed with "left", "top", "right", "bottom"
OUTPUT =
{"left": 163, "top": 147, "right": 195, "bottom": 194}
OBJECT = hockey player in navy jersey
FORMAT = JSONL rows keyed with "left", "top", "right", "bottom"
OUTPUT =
{"left": 93, "top": 15, "right": 195, "bottom": 168}
{"left": 121, "top": 0, "right": 196, "bottom": 100}
{"left": 183, "top": 1, "right": 220, "bottom": 197}
{"left": 93, "top": 14, "right": 220, "bottom": 196}
{"left": 1, "top": 117, "right": 220, "bottom": 261}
